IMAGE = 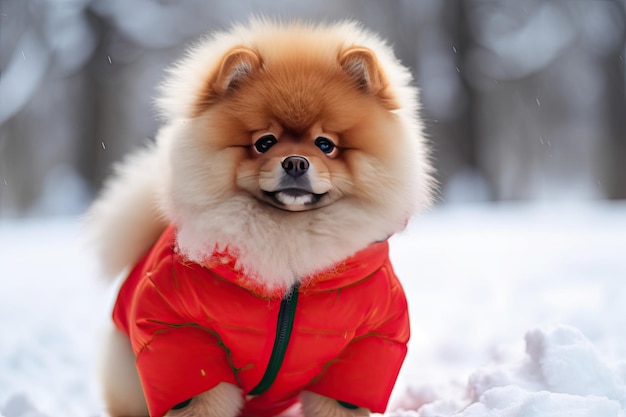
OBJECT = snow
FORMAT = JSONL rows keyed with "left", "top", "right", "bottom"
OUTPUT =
{"left": 1, "top": 203, "right": 626, "bottom": 417}
{"left": 457, "top": 325, "right": 626, "bottom": 417}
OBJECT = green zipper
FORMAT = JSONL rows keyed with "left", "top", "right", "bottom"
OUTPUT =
{"left": 249, "top": 283, "right": 300, "bottom": 395}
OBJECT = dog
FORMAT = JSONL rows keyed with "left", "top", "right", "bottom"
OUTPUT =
{"left": 85, "top": 19, "right": 434, "bottom": 417}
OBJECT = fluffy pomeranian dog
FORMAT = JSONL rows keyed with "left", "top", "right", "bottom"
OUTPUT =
{"left": 86, "top": 19, "right": 433, "bottom": 417}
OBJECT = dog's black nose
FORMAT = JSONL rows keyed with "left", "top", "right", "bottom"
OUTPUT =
{"left": 282, "top": 156, "right": 309, "bottom": 177}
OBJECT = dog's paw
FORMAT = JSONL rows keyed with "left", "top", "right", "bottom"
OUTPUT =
{"left": 301, "top": 391, "right": 370, "bottom": 417}
{"left": 165, "top": 382, "right": 243, "bottom": 417}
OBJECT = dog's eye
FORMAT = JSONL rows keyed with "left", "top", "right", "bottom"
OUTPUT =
{"left": 254, "top": 134, "right": 277, "bottom": 153}
{"left": 314, "top": 137, "right": 336, "bottom": 155}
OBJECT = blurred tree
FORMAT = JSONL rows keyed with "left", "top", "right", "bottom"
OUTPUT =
{"left": 456, "top": 0, "right": 626, "bottom": 201}
{"left": 606, "top": 0, "right": 626, "bottom": 199}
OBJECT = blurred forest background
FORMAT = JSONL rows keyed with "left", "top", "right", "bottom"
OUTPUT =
{"left": 0, "top": 0, "right": 625, "bottom": 218}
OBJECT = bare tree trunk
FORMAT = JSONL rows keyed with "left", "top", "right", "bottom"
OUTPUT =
{"left": 606, "top": 0, "right": 626, "bottom": 200}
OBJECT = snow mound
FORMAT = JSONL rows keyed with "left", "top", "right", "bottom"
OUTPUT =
{"left": 389, "top": 325, "right": 626, "bottom": 417}
{"left": 0, "top": 394, "right": 49, "bottom": 417}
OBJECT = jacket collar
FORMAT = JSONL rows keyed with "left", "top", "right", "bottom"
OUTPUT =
{"left": 199, "top": 240, "right": 390, "bottom": 299}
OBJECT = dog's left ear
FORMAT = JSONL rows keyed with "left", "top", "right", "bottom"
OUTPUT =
{"left": 339, "top": 46, "right": 399, "bottom": 110}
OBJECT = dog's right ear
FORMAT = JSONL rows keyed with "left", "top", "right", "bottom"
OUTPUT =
{"left": 195, "top": 47, "right": 262, "bottom": 114}
{"left": 213, "top": 47, "right": 262, "bottom": 95}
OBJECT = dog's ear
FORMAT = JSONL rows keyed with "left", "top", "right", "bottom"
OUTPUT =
{"left": 339, "top": 46, "right": 398, "bottom": 110}
{"left": 213, "top": 47, "right": 262, "bottom": 95}
{"left": 195, "top": 47, "right": 261, "bottom": 114}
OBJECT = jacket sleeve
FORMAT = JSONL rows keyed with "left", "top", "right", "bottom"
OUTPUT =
{"left": 128, "top": 255, "right": 239, "bottom": 417}
{"left": 305, "top": 267, "right": 410, "bottom": 413}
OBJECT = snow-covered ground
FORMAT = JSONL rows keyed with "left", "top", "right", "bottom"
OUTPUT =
{"left": 1, "top": 203, "right": 625, "bottom": 417}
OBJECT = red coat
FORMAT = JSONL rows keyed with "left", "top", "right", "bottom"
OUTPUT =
{"left": 113, "top": 226, "right": 409, "bottom": 417}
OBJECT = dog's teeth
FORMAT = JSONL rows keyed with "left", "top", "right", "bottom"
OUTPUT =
{"left": 276, "top": 192, "right": 313, "bottom": 206}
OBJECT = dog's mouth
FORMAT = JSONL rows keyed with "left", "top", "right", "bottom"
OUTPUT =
{"left": 262, "top": 189, "right": 327, "bottom": 211}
